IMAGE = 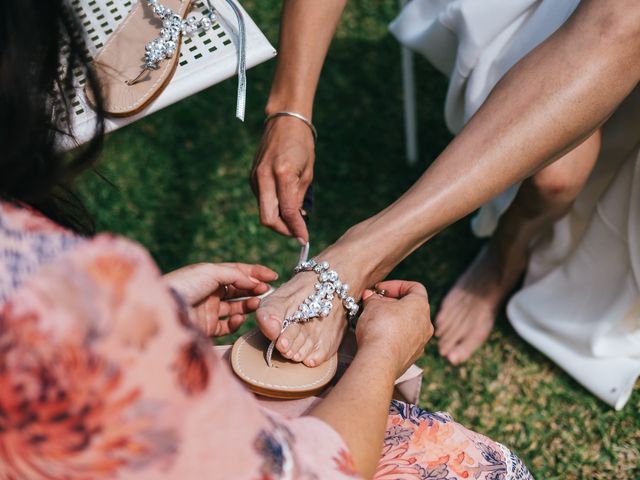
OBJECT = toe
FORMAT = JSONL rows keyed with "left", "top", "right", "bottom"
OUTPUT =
{"left": 435, "top": 306, "right": 461, "bottom": 339}
{"left": 256, "top": 307, "right": 283, "bottom": 340}
{"left": 437, "top": 315, "right": 468, "bottom": 357}
{"left": 289, "top": 330, "right": 308, "bottom": 362}
{"left": 295, "top": 337, "right": 316, "bottom": 363}
{"left": 303, "top": 342, "right": 323, "bottom": 367}
{"left": 446, "top": 319, "right": 493, "bottom": 365}
{"left": 256, "top": 298, "right": 286, "bottom": 341}
{"left": 277, "top": 323, "right": 300, "bottom": 356}
{"left": 434, "top": 292, "right": 464, "bottom": 338}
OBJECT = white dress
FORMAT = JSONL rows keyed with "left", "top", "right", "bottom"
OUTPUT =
{"left": 390, "top": 0, "right": 640, "bottom": 409}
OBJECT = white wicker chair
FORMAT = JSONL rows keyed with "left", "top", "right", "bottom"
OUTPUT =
{"left": 63, "top": 0, "right": 275, "bottom": 148}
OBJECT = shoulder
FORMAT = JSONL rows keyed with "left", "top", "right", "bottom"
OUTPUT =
{"left": 0, "top": 202, "right": 83, "bottom": 303}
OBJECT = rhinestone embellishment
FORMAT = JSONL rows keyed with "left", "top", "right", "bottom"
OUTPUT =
{"left": 265, "top": 258, "right": 359, "bottom": 367}
{"left": 129, "top": 0, "right": 218, "bottom": 82}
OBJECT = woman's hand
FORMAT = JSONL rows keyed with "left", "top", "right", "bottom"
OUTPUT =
{"left": 250, "top": 116, "right": 315, "bottom": 243}
{"left": 356, "top": 280, "right": 433, "bottom": 378}
{"left": 164, "top": 263, "right": 278, "bottom": 337}
{"left": 309, "top": 279, "right": 431, "bottom": 479}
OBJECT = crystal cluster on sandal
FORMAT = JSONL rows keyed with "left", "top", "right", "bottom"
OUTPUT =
{"left": 265, "top": 258, "right": 359, "bottom": 367}
{"left": 143, "top": 0, "right": 218, "bottom": 71}
{"left": 292, "top": 259, "right": 359, "bottom": 322}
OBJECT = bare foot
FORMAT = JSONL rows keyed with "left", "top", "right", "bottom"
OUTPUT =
{"left": 434, "top": 242, "right": 526, "bottom": 365}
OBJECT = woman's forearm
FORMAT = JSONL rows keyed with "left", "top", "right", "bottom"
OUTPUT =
{"left": 309, "top": 347, "right": 396, "bottom": 479}
{"left": 265, "top": 0, "right": 347, "bottom": 118}
{"left": 333, "top": 0, "right": 640, "bottom": 281}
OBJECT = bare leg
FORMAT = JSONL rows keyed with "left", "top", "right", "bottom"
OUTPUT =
{"left": 256, "top": 1, "right": 640, "bottom": 366}
{"left": 435, "top": 130, "right": 602, "bottom": 365}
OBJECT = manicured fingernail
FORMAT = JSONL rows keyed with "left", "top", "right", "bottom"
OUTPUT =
{"left": 279, "top": 338, "right": 289, "bottom": 349}
{"left": 249, "top": 276, "right": 260, "bottom": 284}
{"left": 296, "top": 237, "right": 306, "bottom": 246}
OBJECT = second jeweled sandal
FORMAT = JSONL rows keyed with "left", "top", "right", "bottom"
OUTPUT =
{"left": 88, "top": 0, "right": 247, "bottom": 119}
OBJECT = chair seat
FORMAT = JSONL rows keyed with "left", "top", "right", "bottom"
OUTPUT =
{"left": 62, "top": 0, "right": 276, "bottom": 148}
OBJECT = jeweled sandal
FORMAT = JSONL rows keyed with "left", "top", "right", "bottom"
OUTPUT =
{"left": 88, "top": 0, "right": 247, "bottom": 119}
{"left": 231, "top": 244, "right": 359, "bottom": 399}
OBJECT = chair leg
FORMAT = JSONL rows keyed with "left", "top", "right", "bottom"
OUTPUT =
{"left": 399, "top": 0, "right": 418, "bottom": 165}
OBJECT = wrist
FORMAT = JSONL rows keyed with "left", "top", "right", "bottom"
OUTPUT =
{"left": 265, "top": 92, "right": 314, "bottom": 119}
{"left": 353, "top": 344, "right": 401, "bottom": 381}
{"left": 321, "top": 222, "right": 399, "bottom": 293}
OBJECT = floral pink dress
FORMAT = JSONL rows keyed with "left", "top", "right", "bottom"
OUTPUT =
{"left": 0, "top": 202, "right": 533, "bottom": 480}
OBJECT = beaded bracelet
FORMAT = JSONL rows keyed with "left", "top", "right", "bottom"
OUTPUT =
{"left": 265, "top": 257, "right": 358, "bottom": 367}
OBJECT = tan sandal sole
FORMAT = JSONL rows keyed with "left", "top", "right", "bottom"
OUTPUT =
{"left": 231, "top": 328, "right": 337, "bottom": 399}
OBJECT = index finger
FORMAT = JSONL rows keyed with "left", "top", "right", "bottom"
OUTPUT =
{"left": 374, "top": 280, "right": 428, "bottom": 300}
{"left": 217, "top": 263, "right": 279, "bottom": 282}
{"left": 275, "top": 172, "right": 309, "bottom": 243}
{"left": 256, "top": 168, "right": 295, "bottom": 237}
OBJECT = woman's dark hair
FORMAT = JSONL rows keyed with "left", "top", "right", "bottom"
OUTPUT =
{"left": 0, "top": 0, "right": 105, "bottom": 233}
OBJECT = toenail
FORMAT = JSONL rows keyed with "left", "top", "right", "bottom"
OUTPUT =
{"left": 279, "top": 338, "right": 289, "bottom": 349}
{"left": 307, "top": 359, "right": 316, "bottom": 367}
{"left": 293, "top": 353, "right": 301, "bottom": 362}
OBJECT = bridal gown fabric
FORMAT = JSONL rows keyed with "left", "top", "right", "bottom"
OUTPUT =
{"left": 390, "top": 0, "right": 640, "bottom": 409}
{"left": 0, "top": 202, "right": 533, "bottom": 479}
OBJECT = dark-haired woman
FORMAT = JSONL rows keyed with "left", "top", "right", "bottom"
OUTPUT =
{"left": 0, "top": 1, "right": 532, "bottom": 478}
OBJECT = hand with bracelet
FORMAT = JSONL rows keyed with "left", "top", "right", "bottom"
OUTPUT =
{"left": 250, "top": 110, "right": 316, "bottom": 244}
{"left": 250, "top": 0, "right": 345, "bottom": 244}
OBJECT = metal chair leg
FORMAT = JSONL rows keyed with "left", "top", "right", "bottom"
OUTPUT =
{"left": 399, "top": 0, "right": 418, "bottom": 165}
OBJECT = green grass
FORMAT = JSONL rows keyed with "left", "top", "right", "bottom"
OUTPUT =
{"left": 78, "top": 1, "right": 639, "bottom": 478}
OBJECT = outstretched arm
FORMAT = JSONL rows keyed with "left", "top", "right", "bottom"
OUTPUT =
{"left": 329, "top": 0, "right": 640, "bottom": 282}
{"left": 255, "top": 0, "right": 640, "bottom": 368}
{"left": 251, "top": 0, "right": 347, "bottom": 243}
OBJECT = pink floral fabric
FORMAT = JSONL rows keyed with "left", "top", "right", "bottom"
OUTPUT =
{"left": 0, "top": 202, "right": 533, "bottom": 479}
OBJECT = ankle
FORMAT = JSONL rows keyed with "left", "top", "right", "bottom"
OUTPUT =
{"left": 320, "top": 240, "right": 385, "bottom": 300}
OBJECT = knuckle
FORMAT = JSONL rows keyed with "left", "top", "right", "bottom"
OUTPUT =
{"left": 260, "top": 216, "right": 276, "bottom": 228}
{"left": 201, "top": 319, "right": 214, "bottom": 337}
{"left": 255, "top": 164, "right": 271, "bottom": 179}
{"left": 300, "top": 172, "right": 313, "bottom": 185}
{"left": 279, "top": 206, "right": 299, "bottom": 219}
{"left": 273, "top": 163, "right": 293, "bottom": 177}
{"left": 425, "top": 321, "right": 435, "bottom": 339}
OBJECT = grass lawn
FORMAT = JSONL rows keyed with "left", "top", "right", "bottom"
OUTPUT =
{"left": 78, "top": 1, "right": 639, "bottom": 478}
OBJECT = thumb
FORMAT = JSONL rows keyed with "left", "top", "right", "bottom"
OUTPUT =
{"left": 362, "top": 288, "right": 376, "bottom": 301}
